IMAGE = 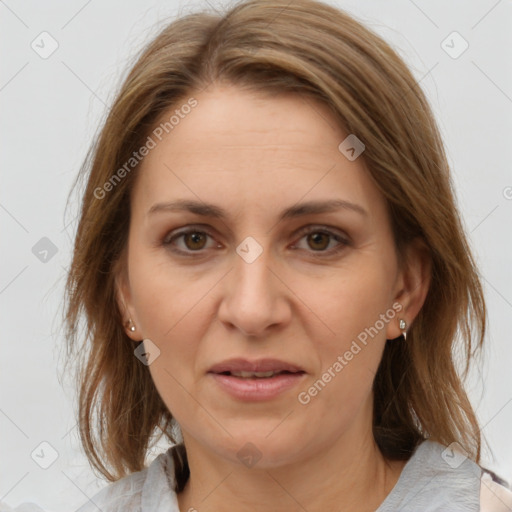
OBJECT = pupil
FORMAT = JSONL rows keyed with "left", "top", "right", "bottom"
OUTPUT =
{"left": 309, "top": 232, "right": 328, "bottom": 250}
{"left": 186, "top": 232, "right": 205, "bottom": 250}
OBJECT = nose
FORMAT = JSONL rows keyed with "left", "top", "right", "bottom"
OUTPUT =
{"left": 216, "top": 241, "right": 292, "bottom": 338}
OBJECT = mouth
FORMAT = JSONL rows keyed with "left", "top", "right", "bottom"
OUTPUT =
{"left": 213, "top": 369, "right": 305, "bottom": 379}
{"left": 207, "top": 358, "right": 306, "bottom": 401}
{"left": 208, "top": 357, "right": 305, "bottom": 375}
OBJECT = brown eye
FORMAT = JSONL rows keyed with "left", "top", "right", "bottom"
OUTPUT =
{"left": 292, "top": 226, "right": 350, "bottom": 257}
{"left": 307, "top": 232, "right": 330, "bottom": 251}
{"left": 164, "top": 228, "right": 218, "bottom": 255}
{"left": 183, "top": 231, "right": 208, "bottom": 250}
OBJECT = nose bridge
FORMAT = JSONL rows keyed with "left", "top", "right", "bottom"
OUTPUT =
{"left": 218, "top": 234, "right": 289, "bottom": 336}
{"left": 235, "top": 235, "right": 272, "bottom": 294}
{"left": 234, "top": 234, "right": 276, "bottom": 307}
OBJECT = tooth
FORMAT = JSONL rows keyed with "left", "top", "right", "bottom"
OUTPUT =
{"left": 230, "top": 370, "right": 278, "bottom": 378}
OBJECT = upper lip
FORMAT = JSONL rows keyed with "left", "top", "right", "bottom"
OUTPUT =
{"left": 208, "top": 358, "right": 305, "bottom": 374}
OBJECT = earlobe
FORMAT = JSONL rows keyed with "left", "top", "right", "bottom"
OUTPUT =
{"left": 114, "top": 270, "right": 141, "bottom": 341}
{"left": 386, "top": 237, "right": 432, "bottom": 341}
{"left": 125, "top": 318, "right": 136, "bottom": 333}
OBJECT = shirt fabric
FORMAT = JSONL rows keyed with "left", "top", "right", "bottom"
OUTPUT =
{"left": 2, "top": 439, "right": 512, "bottom": 511}
{"left": 75, "top": 439, "right": 512, "bottom": 512}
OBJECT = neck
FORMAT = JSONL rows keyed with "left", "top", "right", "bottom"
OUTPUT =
{"left": 177, "top": 424, "right": 405, "bottom": 512}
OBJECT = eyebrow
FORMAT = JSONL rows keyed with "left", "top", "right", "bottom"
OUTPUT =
{"left": 147, "top": 198, "right": 367, "bottom": 220}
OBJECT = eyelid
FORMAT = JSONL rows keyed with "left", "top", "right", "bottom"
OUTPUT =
{"left": 163, "top": 225, "right": 221, "bottom": 253}
{"left": 163, "top": 224, "right": 351, "bottom": 256}
{"left": 290, "top": 225, "right": 351, "bottom": 255}
{"left": 293, "top": 224, "right": 350, "bottom": 243}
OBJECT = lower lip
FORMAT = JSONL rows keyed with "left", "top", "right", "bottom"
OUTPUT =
{"left": 208, "top": 372, "right": 306, "bottom": 401}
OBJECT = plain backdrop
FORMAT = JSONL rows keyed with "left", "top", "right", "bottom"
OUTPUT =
{"left": 1, "top": 0, "right": 511, "bottom": 510}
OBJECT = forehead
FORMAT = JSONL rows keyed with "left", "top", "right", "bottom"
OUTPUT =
{"left": 165, "top": 86, "right": 340, "bottom": 148}
{"left": 132, "top": 85, "right": 385, "bottom": 221}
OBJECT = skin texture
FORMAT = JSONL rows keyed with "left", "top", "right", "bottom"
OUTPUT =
{"left": 117, "top": 84, "right": 431, "bottom": 512}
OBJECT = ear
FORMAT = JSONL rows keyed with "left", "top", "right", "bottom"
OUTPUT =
{"left": 114, "top": 257, "right": 142, "bottom": 342}
{"left": 386, "top": 237, "right": 432, "bottom": 340}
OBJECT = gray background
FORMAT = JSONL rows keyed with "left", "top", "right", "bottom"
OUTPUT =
{"left": 1, "top": 0, "right": 511, "bottom": 510}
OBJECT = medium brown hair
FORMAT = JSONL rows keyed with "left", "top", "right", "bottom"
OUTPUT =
{"left": 63, "top": 0, "right": 487, "bottom": 487}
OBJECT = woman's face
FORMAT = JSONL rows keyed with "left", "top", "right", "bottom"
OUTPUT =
{"left": 118, "top": 84, "right": 415, "bottom": 468}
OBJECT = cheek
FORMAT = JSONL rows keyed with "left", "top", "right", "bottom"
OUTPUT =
{"left": 128, "top": 249, "right": 214, "bottom": 338}
{"left": 127, "top": 255, "right": 217, "bottom": 415}
{"left": 296, "top": 257, "right": 394, "bottom": 406}
{"left": 147, "top": 342, "right": 197, "bottom": 421}
{"left": 138, "top": 286, "right": 206, "bottom": 422}
{"left": 308, "top": 258, "right": 395, "bottom": 348}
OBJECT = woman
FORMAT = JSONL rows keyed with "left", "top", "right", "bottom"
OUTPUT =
{"left": 58, "top": 0, "right": 512, "bottom": 510}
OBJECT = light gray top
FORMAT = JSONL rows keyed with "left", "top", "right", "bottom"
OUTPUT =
{"left": 76, "top": 439, "right": 484, "bottom": 511}
{"left": 375, "top": 439, "right": 482, "bottom": 511}
{"left": 3, "top": 439, "right": 512, "bottom": 511}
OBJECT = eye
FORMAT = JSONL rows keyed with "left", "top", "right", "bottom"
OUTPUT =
{"left": 163, "top": 225, "right": 350, "bottom": 258}
{"left": 291, "top": 226, "right": 350, "bottom": 256}
{"left": 163, "top": 227, "right": 219, "bottom": 255}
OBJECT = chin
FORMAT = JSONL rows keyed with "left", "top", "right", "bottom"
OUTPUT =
{"left": 210, "top": 429, "right": 306, "bottom": 470}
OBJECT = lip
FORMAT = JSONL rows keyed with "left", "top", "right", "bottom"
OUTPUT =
{"left": 208, "top": 372, "right": 306, "bottom": 401}
{"left": 208, "top": 358, "right": 305, "bottom": 374}
{"left": 207, "top": 358, "right": 306, "bottom": 401}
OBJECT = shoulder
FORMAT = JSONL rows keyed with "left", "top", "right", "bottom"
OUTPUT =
{"left": 0, "top": 466, "right": 152, "bottom": 512}
{"left": 379, "top": 439, "right": 485, "bottom": 511}
{"left": 74, "top": 466, "right": 148, "bottom": 512}
{"left": 405, "top": 440, "right": 512, "bottom": 511}
{"left": 76, "top": 446, "right": 180, "bottom": 512}
{"left": 0, "top": 445, "right": 181, "bottom": 512}
{"left": 480, "top": 471, "right": 512, "bottom": 512}
{"left": 0, "top": 465, "right": 151, "bottom": 512}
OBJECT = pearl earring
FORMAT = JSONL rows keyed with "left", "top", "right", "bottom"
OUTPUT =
{"left": 126, "top": 319, "right": 136, "bottom": 332}
{"left": 399, "top": 319, "right": 407, "bottom": 341}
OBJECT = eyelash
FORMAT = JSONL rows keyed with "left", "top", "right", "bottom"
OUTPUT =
{"left": 163, "top": 225, "right": 350, "bottom": 258}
